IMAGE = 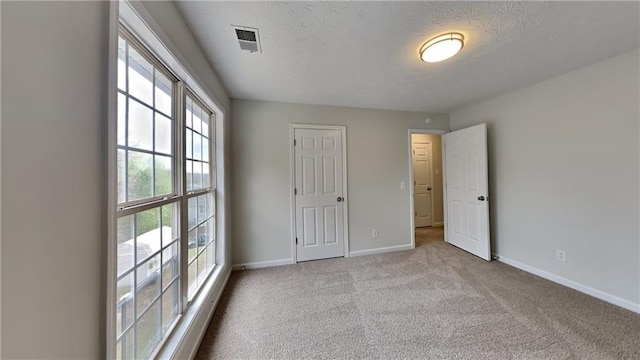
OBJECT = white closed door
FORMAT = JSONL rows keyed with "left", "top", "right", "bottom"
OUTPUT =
{"left": 294, "top": 128, "right": 345, "bottom": 262}
{"left": 444, "top": 124, "right": 491, "bottom": 261}
{"left": 412, "top": 140, "right": 433, "bottom": 227}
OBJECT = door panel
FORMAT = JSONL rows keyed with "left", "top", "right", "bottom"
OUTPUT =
{"left": 412, "top": 140, "right": 433, "bottom": 227}
{"left": 322, "top": 157, "right": 336, "bottom": 194}
{"left": 444, "top": 124, "right": 490, "bottom": 261}
{"left": 323, "top": 206, "right": 337, "bottom": 245}
{"left": 295, "top": 128, "right": 345, "bottom": 262}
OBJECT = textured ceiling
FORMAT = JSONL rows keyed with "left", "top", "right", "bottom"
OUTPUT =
{"left": 175, "top": 1, "right": 640, "bottom": 113}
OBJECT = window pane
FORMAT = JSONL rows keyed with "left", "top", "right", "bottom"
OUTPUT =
{"left": 136, "top": 300, "right": 161, "bottom": 359}
{"left": 197, "top": 254, "right": 207, "bottom": 285}
{"left": 185, "top": 97, "right": 192, "bottom": 129}
{"left": 192, "top": 104, "right": 202, "bottom": 134}
{"left": 128, "top": 46, "right": 153, "bottom": 106}
{"left": 136, "top": 253, "right": 160, "bottom": 315}
{"left": 193, "top": 134, "right": 202, "bottom": 161}
{"left": 162, "top": 282, "right": 179, "bottom": 332}
{"left": 202, "top": 162, "right": 210, "bottom": 189}
{"left": 154, "top": 155, "right": 172, "bottom": 197}
{"left": 207, "top": 192, "right": 215, "bottom": 218}
{"left": 187, "top": 197, "right": 197, "bottom": 229}
{"left": 206, "top": 217, "right": 215, "bottom": 244}
{"left": 193, "top": 162, "right": 202, "bottom": 189}
{"left": 201, "top": 114, "right": 209, "bottom": 137}
{"left": 196, "top": 222, "right": 207, "bottom": 255}
{"left": 202, "top": 137, "right": 209, "bottom": 162}
{"left": 118, "top": 93, "right": 126, "bottom": 146}
{"left": 205, "top": 243, "right": 215, "bottom": 273}
{"left": 188, "top": 229, "right": 197, "bottom": 262}
{"left": 186, "top": 129, "right": 193, "bottom": 159}
{"left": 161, "top": 243, "right": 178, "bottom": 291}
{"left": 121, "top": 327, "right": 134, "bottom": 360}
{"left": 117, "top": 149, "right": 126, "bottom": 204}
{"left": 117, "top": 215, "right": 134, "bottom": 276}
{"left": 185, "top": 160, "right": 193, "bottom": 191}
{"left": 154, "top": 70, "right": 172, "bottom": 116}
{"left": 128, "top": 99, "right": 153, "bottom": 151}
{"left": 135, "top": 208, "right": 160, "bottom": 264}
{"left": 155, "top": 113, "right": 172, "bottom": 155}
{"left": 127, "top": 151, "right": 153, "bottom": 201}
{"left": 116, "top": 272, "right": 134, "bottom": 336}
{"left": 197, "top": 195, "right": 207, "bottom": 225}
{"left": 187, "top": 260, "right": 197, "bottom": 299}
{"left": 161, "top": 204, "right": 177, "bottom": 247}
{"left": 118, "top": 37, "right": 127, "bottom": 91}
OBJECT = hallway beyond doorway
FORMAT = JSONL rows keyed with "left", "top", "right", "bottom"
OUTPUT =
{"left": 415, "top": 226, "right": 444, "bottom": 247}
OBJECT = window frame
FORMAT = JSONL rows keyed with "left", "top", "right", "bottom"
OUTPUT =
{"left": 182, "top": 90, "right": 217, "bottom": 304}
{"left": 108, "top": 2, "right": 228, "bottom": 359}
{"left": 115, "top": 27, "right": 185, "bottom": 360}
{"left": 109, "top": 23, "right": 220, "bottom": 360}
{"left": 117, "top": 28, "right": 181, "bottom": 210}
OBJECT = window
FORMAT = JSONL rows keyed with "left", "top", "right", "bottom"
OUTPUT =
{"left": 113, "top": 28, "right": 217, "bottom": 359}
{"left": 185, "top": 95, "right": 216, "bottom": 299}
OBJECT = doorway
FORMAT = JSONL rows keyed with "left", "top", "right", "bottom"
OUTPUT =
{"left": 409, "top": 130, "right": 447, "bottom": 248}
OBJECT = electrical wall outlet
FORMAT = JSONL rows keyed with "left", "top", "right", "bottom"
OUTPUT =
{"left": 372, "top": 229, "right": 379, "bottom": 238}
{"left": 556, "top": 249, "right": 567, "bottom": 262}
{"left": 400, "top": 181, "right": 406, "bottom": 189}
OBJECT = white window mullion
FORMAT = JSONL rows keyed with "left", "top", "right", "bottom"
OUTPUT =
{"left": 177, "top": 81, "right": 191, "bottom": 312}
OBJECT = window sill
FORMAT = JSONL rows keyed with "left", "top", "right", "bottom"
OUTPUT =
{"left": 154, "top": 264, "right": 231, "bottom": 359}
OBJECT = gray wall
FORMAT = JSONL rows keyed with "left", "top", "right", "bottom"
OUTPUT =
{"left": 140, "top": 1, "right": 230, "bottom": 112}
{"left": 1, "top": 2, "right": 107, "bottom": 358}
{"left": 231, "top": 100, "right": 448, "bottom": 265}
{"left": 450, "top": 49, "right": 640, "bottom": 305}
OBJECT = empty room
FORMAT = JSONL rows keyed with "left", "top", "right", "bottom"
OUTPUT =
{"left": 1, "top": 1, "right": 639, "bottom": 359}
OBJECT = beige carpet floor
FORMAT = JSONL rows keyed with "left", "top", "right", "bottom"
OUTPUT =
{"left": 195, "top": 227, "right": 640, "bottom": 359}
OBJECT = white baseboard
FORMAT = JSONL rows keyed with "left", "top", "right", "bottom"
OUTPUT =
{"left": 349, "top": 244, "right": 413, "bottom": 257}
{"left": 495, "top": 254, "right": 640, "bottom": 314}
{"left": 231, "top": 258, "right": 293, "bottom": 271}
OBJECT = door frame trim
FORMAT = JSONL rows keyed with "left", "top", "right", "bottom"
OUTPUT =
{"left": 408, "top": 129, "right": 449, "bottom": 249}
{"left": 290, "top": 124, "right": 349, "bottom": 263}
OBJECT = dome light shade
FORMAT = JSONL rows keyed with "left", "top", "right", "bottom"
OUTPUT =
{"left": 420, "top": 33, "right": 464, "bottom": 63}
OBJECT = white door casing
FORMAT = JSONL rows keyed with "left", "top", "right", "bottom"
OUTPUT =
{"left": 412, "top": 139, "right": 433, "bottom": 227}
{"left": 293, "top": 127, "right": 346, "bottom": 262}
{"left": 444, "top": 123, "right": 491, "bottom": 261}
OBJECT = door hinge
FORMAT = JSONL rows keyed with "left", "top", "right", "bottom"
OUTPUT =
{"left": 415, "top": 211, "right": 417, "bottom": 216}
{"left": 413, "top": 150, "right": 415, "bottom": 155}
{"left": 294, "top": 188, "right": 297, "bottom": 195}
{"left": 295, "top": 237, "right": 298, "bottom": 244}
{"left": 294, "top": 139, "right": 297, "bottom": 146}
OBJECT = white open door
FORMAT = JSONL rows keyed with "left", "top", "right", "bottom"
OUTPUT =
{"left": 444, "top": 124, "right": 491, "bottom": 261}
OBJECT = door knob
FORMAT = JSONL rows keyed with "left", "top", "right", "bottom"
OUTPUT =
{"left": 427, "top": 187, "right": 432, "bottom": 191}
{"left": 477, "top": 196, "right": 485, "bottom": 201}
{"left": 337, "top": 197, "right": 344, "bottom": 202}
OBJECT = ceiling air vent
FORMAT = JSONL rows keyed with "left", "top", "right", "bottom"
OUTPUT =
{"left": 232, "top": 25, "right": 261, "bottom": 53}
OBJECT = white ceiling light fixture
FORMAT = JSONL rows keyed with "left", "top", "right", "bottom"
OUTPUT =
{"left": 420, "top": 33, "right": 464, "bottom": 63}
